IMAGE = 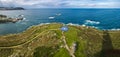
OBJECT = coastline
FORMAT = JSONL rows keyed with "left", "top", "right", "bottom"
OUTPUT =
{"left": 0, "top": 23, "right": 120, "bottom": 57}
{"left": 0, "top": 23, "right": 120, "bottom": 36}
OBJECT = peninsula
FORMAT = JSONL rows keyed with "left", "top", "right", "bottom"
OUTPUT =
{"left": 0, "top": 23, "right": 119, "bottom": 57}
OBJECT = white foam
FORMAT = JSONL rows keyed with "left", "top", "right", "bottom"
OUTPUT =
{"left": 39, "top": 23, "right": 50, "bottom": 26}
{"left": 56, "top": 13, "right": 61, "bottom": 16}
{"left": 82, "top": 24, "right": 86, "bottom": 27}
{"left": 48, "top": 16, "right": 55, "bottom": 19}
{"left": 110, "top": 28, "right": 120, "bottom": 31}
{"left": 67, "top": 23, "right": 80, "bottom": 26}
{"left": 66, "top": 23, "right": 99, "bottom": 29}
{"left": 23, "top": 18, "right": 26, "bottom": 20}
{"left": 37, "top": 23, "right": 120, "bottom": 31}
{"left": 84, "top": 20, "right": 100, "bottom": 25}
{"left": 24, "top": 22, "right": 120, "bottom": 31}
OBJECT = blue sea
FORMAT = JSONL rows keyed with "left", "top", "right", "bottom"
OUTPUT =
{"left": 0, "top": 8, "right": 120, "bottom": 35}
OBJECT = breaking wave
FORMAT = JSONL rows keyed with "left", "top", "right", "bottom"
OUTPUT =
{"left": 84, "top": 20, "right": 100, "bottom": 25}
{"left": 66, "top": 23, "right": 99, "bottom": 29}
{"left": 67, "top": 23, "right": 80, "bottom": 26}
{"left": 48, "top": 16, "right": 55, "bottom": 19}
{"left": 103, "top": 28, "right": 120, "bottom": 31}
{"left": 32, "top": 23, "right": 120, "bottom": 31}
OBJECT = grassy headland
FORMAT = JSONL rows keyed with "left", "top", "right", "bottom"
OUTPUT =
{"left": 0, "top": 23, "right": 120, "bottom": 57}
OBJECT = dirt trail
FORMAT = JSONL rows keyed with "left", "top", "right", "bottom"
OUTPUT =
{"left": 0, "top": 29, "right": 59, "bottom": 49}
{"left": 61, "top": 31, "right": 75, "bottom": 57}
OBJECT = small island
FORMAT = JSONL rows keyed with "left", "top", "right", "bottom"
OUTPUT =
{"left": 0, "top": 14, "right": 24, "bottom": 23}
{"left": 0, "top": 7, "right": 24, "bottom": 10}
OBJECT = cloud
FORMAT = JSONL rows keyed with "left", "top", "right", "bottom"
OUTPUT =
{"left": 61, "top": 0, "right": 120, "bottom": 8}
{"left": 0, "top": 0, "right": 120, "bottom": 8}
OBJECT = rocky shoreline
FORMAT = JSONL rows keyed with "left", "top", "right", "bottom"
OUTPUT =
{"left": 0, "top": 15, "right": 24, "bottom": 23}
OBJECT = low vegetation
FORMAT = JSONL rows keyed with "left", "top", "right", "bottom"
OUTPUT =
{"left": 0, "top": 23, "right": 120, "bottom": 57}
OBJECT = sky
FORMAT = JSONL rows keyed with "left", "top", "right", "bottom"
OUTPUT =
{"left": 0, "top": 0, "right": 120, "bottom": 8}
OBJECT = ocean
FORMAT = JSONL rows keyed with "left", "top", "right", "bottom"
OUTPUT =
{"left": 0, "top": 8, "right": 120, "bottom": 35}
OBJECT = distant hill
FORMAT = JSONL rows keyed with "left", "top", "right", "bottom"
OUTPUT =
{"left": 0, "top": 7, "right": 24, "bottom": 10}
{"left": 0, "top": 23, "right": 120, "bottom": 57}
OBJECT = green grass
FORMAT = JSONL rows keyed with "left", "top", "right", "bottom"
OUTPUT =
{"left": 64, "top": 26, "right": 80, "bottom": 46}
{"left": 0, "top": 23, "right": 120, "bottom": 57}
{"left": 75, "top": 41, "right": 86, "bottom": 57}
{"left": 64, "top": 26, "right": 86, "bottom": 57}
{"left": 0, "top": 23, "right": 62, "bottom": 47}
{"left": 54, "top": 48, "right": 71, "bottom": 57}
{"left": 34, "top": 46, "right": 58, "bottom": 57}
{"left": 0, "top": 48, "right": 13, "bottom": 57}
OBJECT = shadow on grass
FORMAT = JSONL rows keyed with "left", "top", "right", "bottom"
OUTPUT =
{"left": 94, "top": 30, "right": 120, "bottom": 57}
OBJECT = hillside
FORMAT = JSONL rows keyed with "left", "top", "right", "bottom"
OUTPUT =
{"left": 0, "top": 23, "right": 120, "bottom": 57}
